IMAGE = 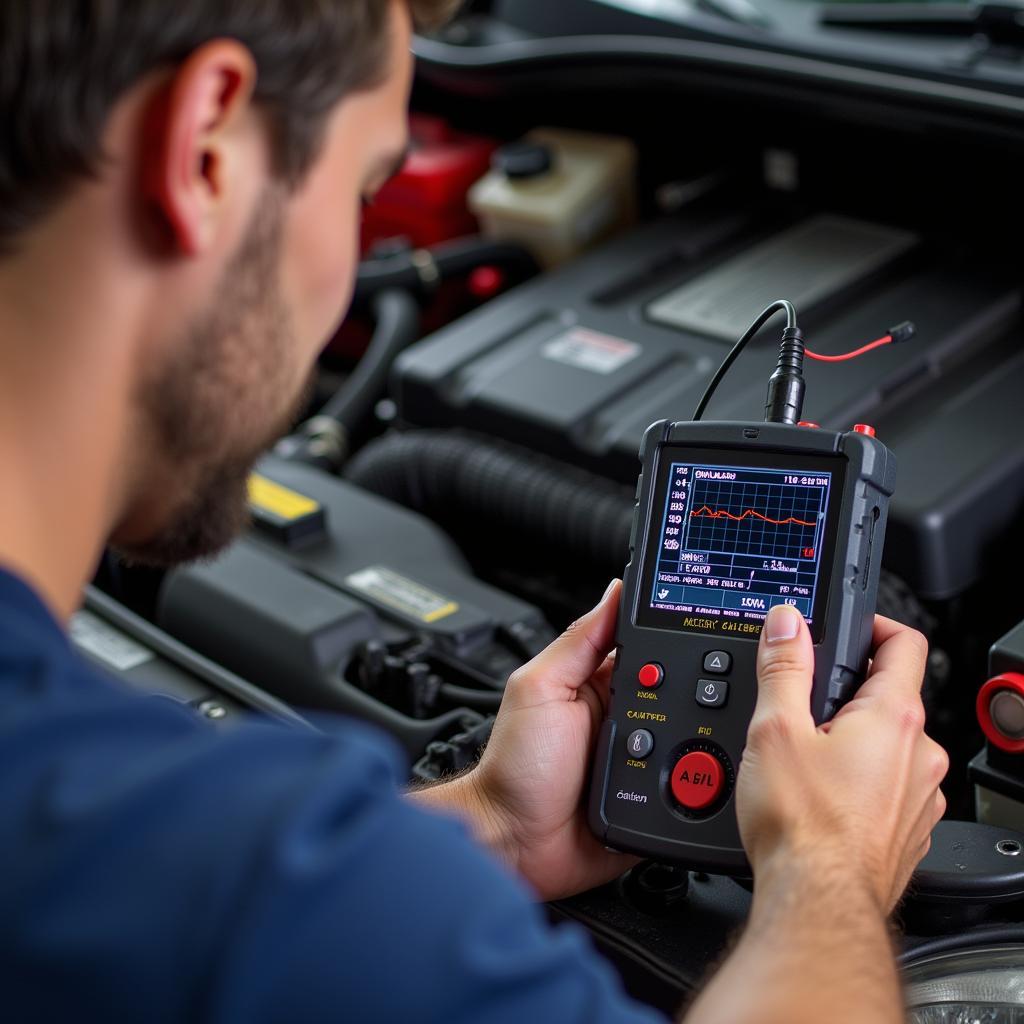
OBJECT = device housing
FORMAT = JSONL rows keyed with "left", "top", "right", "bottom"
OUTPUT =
{"left": 588, "top": 419, "right": 895, "bottom": 874}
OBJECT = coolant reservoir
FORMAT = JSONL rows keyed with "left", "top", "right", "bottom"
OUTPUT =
{"left": 468, "top": 128, "right": 637, "bottom": 268}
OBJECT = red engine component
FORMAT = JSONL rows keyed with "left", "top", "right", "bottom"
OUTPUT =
{"left": 330, "top": 116, "right": 499, "bottom": 361}
{"left": 361, "top": 114, "right": 498, "bottom": 253}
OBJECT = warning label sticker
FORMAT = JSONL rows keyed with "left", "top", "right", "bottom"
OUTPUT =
{"left": 345, "top": 567, "right": 459, "bottom": 624}
{"left": 542, "top": 327, "right": 641, "bottom": 375}
{"left": 70, "top": 611, "right": 154, "bottom": 673}
{"left": 248, "top": 474, "right": 321, "bottom": 522}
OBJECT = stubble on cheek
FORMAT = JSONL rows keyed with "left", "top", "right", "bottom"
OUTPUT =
{"left": 112, "top": 189, "right": 314, "bottom": 568}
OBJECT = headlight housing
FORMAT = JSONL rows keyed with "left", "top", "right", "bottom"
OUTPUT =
{"left": 904, "top": 946, "right": 1024, "bottom": 1023}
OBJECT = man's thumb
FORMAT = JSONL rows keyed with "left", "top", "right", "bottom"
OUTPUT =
{"left": 509, "top": 580, "right": 620, "bottom": 698}
{"left": 753, "top": 604, "right": 815, "bottom": 727}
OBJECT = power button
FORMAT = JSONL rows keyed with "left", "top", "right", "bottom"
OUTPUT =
{"left": 696, "top": 679, "right": 728, "bottom": 708}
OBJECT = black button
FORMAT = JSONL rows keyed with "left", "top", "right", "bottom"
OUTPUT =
{"left": 696, "top": 679, "right": 729, "bottom": 708}
{"left": 703, "top": 651, "right": 731, "bottom": 674}
{"left": 626, "top": 729, "right": 655, "bottom": 759}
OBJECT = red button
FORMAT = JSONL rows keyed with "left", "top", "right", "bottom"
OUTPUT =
{"left": 671, "top": 751, "right": 724, "bottom": 810}
{"left": 853, "top": 424, "right": 877, "bottom": 438}
{"left": 638, "top": 663, "right": 664, "bottom": 689}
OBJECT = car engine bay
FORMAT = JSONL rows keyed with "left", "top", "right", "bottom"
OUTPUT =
{"left": 75, "top": 1, "right": 1024, "bottom": 1016}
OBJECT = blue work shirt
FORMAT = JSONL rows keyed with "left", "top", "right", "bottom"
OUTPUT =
{"left": 0, "top": 569, "right": 666, "bottom": 1023}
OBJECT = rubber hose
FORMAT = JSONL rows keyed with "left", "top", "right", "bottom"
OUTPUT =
{"left": 347, "top": 429, "right": 936, "bottom": 639}
{"left": 353, "top": 237, "right": 539, "bottom": 307}
{"left": 346, "top": 430, "right": 636, "bottom": 576}
{"left": 320, "top": 288, "right": 421, "bottom": 431}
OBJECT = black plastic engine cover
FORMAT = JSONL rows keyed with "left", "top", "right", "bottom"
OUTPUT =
{"left": 394, "top": 205, "right": 1023, "bottom": 600}
{"left": 157, "top": 457, "right": 553, "bottom": 757}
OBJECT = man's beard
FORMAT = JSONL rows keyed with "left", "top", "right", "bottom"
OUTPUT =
{"left": 114, "top": 192, "right": 313, "bottom": 568}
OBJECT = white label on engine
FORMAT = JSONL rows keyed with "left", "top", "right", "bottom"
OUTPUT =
{"left": 70, "top": 611, "right": 154, "bottom": 673}
{"left": 345, "top": 567, "right": 459, "bottom": 624}
{"left": 542, "top": 328, "right": 641, "bottom": 375}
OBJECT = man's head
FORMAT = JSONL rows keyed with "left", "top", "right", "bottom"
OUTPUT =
{"left": 0, "top": 0, "right": 455, "bottom": 566}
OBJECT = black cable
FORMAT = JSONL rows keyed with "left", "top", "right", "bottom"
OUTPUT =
{"left": 353, "top": 236, "right": 539, "bottom": 307}
{"left": 692, "top": 299, "right": 797, "bottom": 421}
{"left": 277, "top": 287, "right": 421, "bottom": 473}
{"left": 281, "top": 238, "right": 540, "bottom": 474}
{"left": 320, "top": 288, "right": 421, "bottom": 429}
{"left": 439, "top": 683, "right": 503, "bottom": 712}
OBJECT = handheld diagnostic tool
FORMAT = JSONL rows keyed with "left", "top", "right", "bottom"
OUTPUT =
{"left": 588, "top": 301, "right": 906, "bottom": 874}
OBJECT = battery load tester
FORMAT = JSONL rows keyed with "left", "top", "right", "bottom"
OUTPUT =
{"left": 588, "top": 300, "right": 915, "bottom": 874}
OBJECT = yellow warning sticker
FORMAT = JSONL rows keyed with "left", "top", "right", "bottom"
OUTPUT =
{"left": 248, "top": 474, "right": 321, "bottom": 522}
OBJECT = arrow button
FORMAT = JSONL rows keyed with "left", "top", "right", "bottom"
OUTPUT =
{"left": 703, "top": 651, "right": 732, "bottom": 674}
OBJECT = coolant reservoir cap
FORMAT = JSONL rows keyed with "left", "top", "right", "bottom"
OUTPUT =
{"left": 492, "top": 141, "right": 555, "bottom": 180}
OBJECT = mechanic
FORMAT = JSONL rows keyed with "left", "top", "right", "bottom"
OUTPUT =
{"left": 0, "top": 2, "right": 947, "bottom": 1022}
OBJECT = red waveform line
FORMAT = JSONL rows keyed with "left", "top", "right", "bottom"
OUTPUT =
{"left": 690, "top": 506, "right": 816, "bottom": 527}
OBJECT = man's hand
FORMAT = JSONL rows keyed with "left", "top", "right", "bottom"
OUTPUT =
{"left": 412, "top": 580, "right": 634, "bottom": 901}
{"left": 738, "top": 604, "right": 948, "bottom": 912}
{"left": 684, "top": 604, "right": 948, "bottom": 1024}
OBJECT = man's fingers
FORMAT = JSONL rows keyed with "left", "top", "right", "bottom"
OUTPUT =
{"left": 590, "top": 653, "right": 616, "bottom": 698}
{"left": 508, "top": 580, "right": 621, "bottom": 701}
{"left": 871, "top": 614, "right": 911, "bottom": 650}
{"left": 751, "top": 605, "right": 816, "bottom": 736}
{"left": 856, "top": 617, "right": 929, "bottom": 701}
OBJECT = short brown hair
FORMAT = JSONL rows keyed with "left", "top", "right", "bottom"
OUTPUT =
{"left": 0, "top": 0, "right": 459, "bottom": 250}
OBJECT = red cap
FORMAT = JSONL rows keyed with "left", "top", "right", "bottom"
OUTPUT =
{"left": 797, "top": 421, "right": 820, "bottom": 429}
{"left": 978, "top": 674, "right": 1024, "bottom": 753}
{"left": 852, "top": 424, "right": 877, "bottom": 438}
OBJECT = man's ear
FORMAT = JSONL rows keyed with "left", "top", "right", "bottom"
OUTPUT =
{"left": 142, "top": 40, "right": 259, "bottom": 257}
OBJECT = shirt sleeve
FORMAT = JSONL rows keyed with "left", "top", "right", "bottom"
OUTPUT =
{"left": 192, "top": 722, "right": 669, "bottom": 1024}
{"left": 2, "top": 672, "right": 667, "bottom": 1024}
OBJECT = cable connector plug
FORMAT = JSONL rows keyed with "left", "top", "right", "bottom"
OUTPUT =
{"left": 887, "top": 321, "right": 916, "bottom": 345}
{"left": 764, "top": 325, "right": 806, "bottom": 425}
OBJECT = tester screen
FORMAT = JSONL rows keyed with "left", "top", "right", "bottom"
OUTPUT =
{"left": 644, "top": 459, "right": 836, "bottom": 638}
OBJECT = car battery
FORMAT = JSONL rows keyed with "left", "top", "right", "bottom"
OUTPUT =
{"left": 393, "top": 202, "right": 1024, "bottom": 601}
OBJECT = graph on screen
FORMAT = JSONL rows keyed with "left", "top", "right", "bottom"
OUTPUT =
{"left": 648, "top": 461, "right": 834, "bottom": 628}
{"left": 685, "top": 477, "right": 824, "bottom": 561}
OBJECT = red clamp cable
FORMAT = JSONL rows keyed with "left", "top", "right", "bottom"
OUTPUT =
{"left": 804, "top": 322, "right": 916, "bottom": 363}
{"left": 805, "top": 334, "right": 893, "bottom": 363}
